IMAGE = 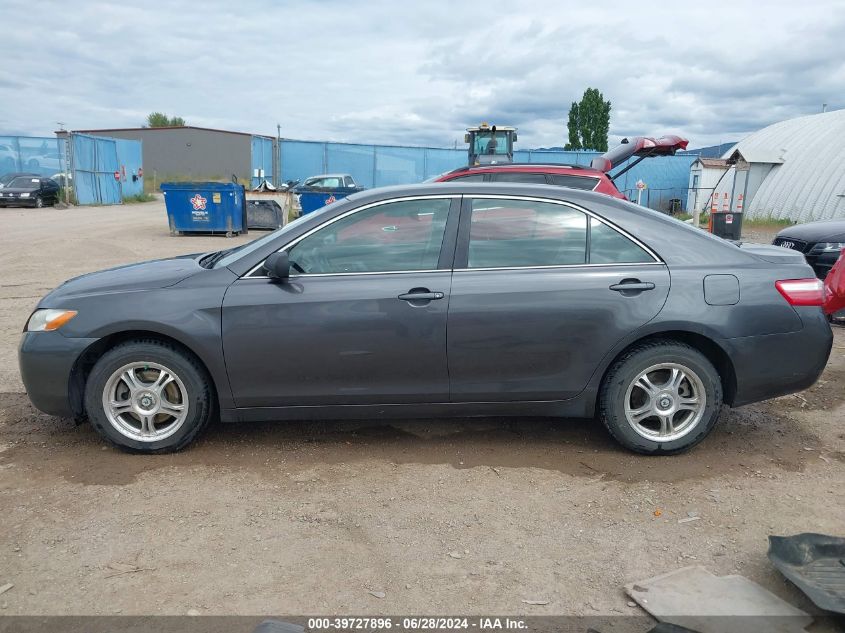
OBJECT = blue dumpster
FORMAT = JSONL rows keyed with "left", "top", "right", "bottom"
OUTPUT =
{"left": 161, "top": 182, "right": 246, "bottom": 237}
{"left": 298, "top": 191, "right": 347, "bottom": 215}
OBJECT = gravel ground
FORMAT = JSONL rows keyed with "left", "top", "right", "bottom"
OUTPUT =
{"left": 0, "top": 201, "right": 843, "bottom": 621}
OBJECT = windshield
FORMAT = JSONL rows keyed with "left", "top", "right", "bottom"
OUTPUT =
{"left": 9, "top": 177, "right": 38, "bottom": 188}
{"left": 304, "top": 176, "right": 343, "bottom": 188}
{"left": 474, "top": 131, "right": 509, "bottom": 156}
{"left": 212, "top": 212, "right": 314, "bottom": 268}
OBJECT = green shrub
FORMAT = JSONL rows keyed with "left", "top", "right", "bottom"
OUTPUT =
{"left": 123, "top": 192, "right": 156, "bottom": 204}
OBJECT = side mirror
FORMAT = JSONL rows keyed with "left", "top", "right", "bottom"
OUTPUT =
{"left": 263, "top": 251, "right": 290, "bottom": 280}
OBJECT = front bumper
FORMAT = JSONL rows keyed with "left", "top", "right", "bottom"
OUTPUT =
{"left": 724, "top": 307, "right": 833, "bottom": 407}
{"left": 18, "top": 331, "right": 98, "bottom": 417}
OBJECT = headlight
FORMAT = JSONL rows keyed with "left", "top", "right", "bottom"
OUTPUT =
{"left": 808, "top": 242, "right": 845, "bottom": 255}
{"left": 19, "top": 192, "right": 30, "bottom": 198}
{"left": 26, "top": 309, "right": 77, "bottom": 332}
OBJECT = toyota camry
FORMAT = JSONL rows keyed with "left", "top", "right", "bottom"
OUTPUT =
{"left": 19, "top": 183, "right": 833, "bottom": 455}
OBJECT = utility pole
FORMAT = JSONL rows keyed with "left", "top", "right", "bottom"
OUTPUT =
{"left": 822, "top": 103, "right": 828, "bottom": 113}
{"left": 56, "top": 122, "right": 71, "bottom": 205}
{"left": 276, "top": 123, "right": 282, "bottom": 187}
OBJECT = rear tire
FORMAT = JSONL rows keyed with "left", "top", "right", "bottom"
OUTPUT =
{"left": 599, "top": 340, "right": 723, "bottom": 455}
{"left": 84, "top": 339, "right": 215, "bottom": 453}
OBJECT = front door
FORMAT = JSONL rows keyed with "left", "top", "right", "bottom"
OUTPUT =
{"left": 222, "top": 196, "right": 458, "bottom": 408}
{"left": 447, "top": 196, "right": 671, "bottom": 402}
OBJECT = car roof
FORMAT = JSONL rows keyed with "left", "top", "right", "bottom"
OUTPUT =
{"left": 346, "top": 181, "right": 604, "bottom": 203}
{"left": 446, "top": 163, "right": 604, "bottom": 176}
{"left": 307, "top": 173, "right": 352, "bottom": 179}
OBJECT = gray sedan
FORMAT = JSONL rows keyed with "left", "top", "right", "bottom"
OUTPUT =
{"left": 19, "top": 183, "right": 832, "bottom": 454}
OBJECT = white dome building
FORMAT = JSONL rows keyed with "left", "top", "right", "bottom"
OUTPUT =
{"left": 720, "top": 109, "right": 845, "bottom": 222}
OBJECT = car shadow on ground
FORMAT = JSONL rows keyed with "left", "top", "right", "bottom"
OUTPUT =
{"left": 0, "top": 391, "right": 831, "bottom": 487}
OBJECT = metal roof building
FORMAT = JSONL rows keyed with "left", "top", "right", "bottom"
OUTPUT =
{"left": 720, "top": 109, "right": 845, "bottom": 221}
{"left": 74, "top": 126, "right": 277, "bottom": 188}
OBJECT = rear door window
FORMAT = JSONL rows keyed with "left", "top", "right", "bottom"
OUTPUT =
{"left": 548, "top": 174, "right": 600, "bottom": 190}
{"left": 491, "top": 172, "right": 548, "bottom": 184}
{"left": 466, "top": 198, "right": 587, "bottom": 268}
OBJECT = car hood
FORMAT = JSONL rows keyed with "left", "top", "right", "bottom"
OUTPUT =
{"left": 43, "top": 254, "right": 203, "bottom": 302}
{"left": 776, "top": 220, "right": 845, "bottom": 243}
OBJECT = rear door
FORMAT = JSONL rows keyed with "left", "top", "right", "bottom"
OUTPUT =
{"left": 447, "top": 195, "right": 670, "bottom": 402}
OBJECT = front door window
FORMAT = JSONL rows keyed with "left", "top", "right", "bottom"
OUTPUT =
{"left": 288, "top": 198, "right": 451, "bottom": 274}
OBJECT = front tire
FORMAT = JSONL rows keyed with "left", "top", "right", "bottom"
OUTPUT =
{"left": 34, "top": 196, "right": 44, "bottom": 208}
{"left": 599, "top": 340, "right": 723, "bottom": 454}
{"left": 84, "top": 340, "right": 215, "bottom": 453}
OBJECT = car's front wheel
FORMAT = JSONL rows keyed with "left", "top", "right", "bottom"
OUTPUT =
{"left": 599, "top": 340, "right": 723, "bottom": 454}
{"left": 84, "top": 340, "right": 215, "bottom": 452}
{"left": 34, "top": 196, "right": 44, "bottom": 208}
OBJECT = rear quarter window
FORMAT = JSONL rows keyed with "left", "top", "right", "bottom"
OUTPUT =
{"left": 589, "top": 217, "right": 654, "bottom": 263}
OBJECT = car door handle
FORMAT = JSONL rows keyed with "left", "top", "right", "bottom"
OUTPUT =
{"left": 609, "top": 280, "right": 655, "bottom": 292}
{"left": 398, "top": 290, "right": 445, "bottom": 302}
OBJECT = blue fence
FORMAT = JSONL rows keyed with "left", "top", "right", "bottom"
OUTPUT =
{"left": 0, "top": 135, "right": 67, "bottom": 178}
{"left": 251, "top": 136, "right": 274, "bottom": 188}
{"left": 277, "top": 140, "right": 698, "bottom": 211}
{"left": 72, "top": 134, "right": 143, "bottom": 205}
{"left": 0, "top": 134, "right": 142, "bottom": 205}
{"left": 115, "top": 137, "right": 143, "bottom": 199}
{"left": 3, "top": 133, "right": 694, "bottom": 209}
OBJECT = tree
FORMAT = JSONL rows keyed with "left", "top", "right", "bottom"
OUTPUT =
{"left": 565, "top": 102, "right": 581, "bottom": 151}
{"left": 563, "top": 88, "right": 611, "bottom": 152}
{"left": 144, "top": 112, "right": 186, "bottom": 127}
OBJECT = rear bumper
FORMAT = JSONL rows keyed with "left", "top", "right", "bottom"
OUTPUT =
{"left": 725, "top": 307, "right": 833, "bottom": 407}
{"left": 18, "top": 332, "right": 97, "bottom": 417}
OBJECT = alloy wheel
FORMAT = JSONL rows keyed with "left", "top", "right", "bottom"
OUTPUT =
{"left": 623, "top": 362, "right": 706, "bottom": 442}
{"left": 102, "top": 362, "right": 189, "bottom": 442}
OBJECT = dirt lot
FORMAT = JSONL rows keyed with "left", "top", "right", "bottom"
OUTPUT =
{"left": 0, "top": 201, "right": 843, "bottom": 619}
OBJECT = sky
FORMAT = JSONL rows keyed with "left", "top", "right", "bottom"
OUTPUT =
{"left": 1, "top": 0, "right": 844, "bottom": 150}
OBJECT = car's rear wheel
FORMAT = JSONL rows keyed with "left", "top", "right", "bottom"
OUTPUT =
{"left": 84, "top": 340, "right": 214, "bottom": 453}
{"left": 599, "top": 340, "right": 723, "bottom": 454}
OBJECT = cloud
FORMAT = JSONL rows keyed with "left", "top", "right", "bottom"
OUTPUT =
{"left": 0, "top": 0, "right": 843, "bottom": 150}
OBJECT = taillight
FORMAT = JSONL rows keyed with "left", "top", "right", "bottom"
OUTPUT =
{"left": 775, "top": 278, "right": 824, "bottom": 306}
